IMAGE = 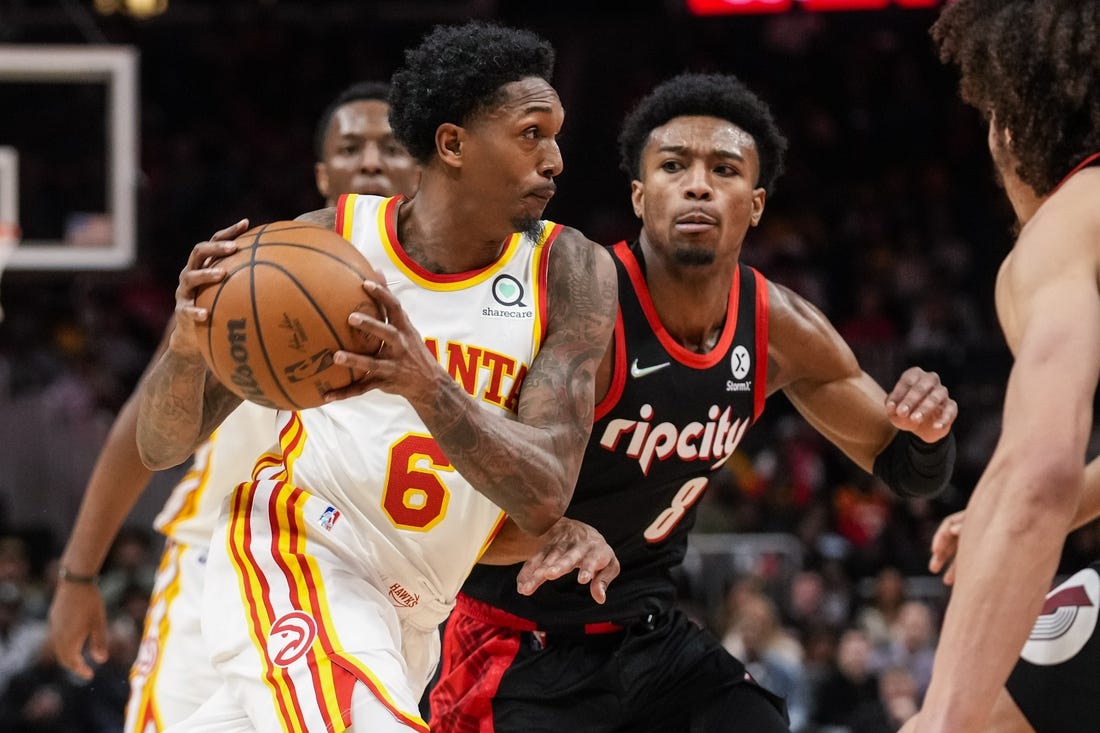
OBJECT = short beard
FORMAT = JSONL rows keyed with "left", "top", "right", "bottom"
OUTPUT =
{"left": 673, "top": 247, "right": 716, "bottom": 266}
{"left": 516, "top": 215, "right": 544, "bottom": 244}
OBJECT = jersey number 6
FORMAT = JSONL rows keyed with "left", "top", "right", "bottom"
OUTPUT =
{"left": 382, "top": 433, "right": 453, "bottom": 531}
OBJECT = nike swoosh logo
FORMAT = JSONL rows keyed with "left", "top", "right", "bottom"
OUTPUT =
{"left": 630, "top": 359, "right": 671, "bottom": 378}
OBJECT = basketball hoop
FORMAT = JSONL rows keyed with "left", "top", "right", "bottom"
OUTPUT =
{"left": 0, "top": 221, "right": 20, "bottom": 323}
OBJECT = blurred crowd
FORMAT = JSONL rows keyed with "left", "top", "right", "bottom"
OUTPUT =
{"left": 1, "top": 3, "right": 1099, "bottom": 731}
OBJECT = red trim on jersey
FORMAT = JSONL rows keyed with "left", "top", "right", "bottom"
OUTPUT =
{"left": 536, "top": 223, "right": 563, "bottom": 344}
{"left": 383, "top": 194, "right": 401, "bottom": 246}
{"left": 594, "top": 308, "right": 627, "bottom": 423}
{"left": 612, "top": 241, "right": 740, "bottom": 368}
{"left": 334, "top": 193, "right": 349, "bottom": 234}
{"left": 1053, "top": 152, "right": 1100, "bottom": 194}
{"left": 384, "top": 199, "right": 514, "bottom": 284}
{"left": 752, "top": 267, "right": 769, "bottom": 422}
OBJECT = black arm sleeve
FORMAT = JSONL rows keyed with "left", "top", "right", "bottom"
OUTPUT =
{"left": 872, "top": 431, "right": 956, "bottom": 499}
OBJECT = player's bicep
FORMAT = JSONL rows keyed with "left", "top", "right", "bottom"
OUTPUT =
{"left": 515, "top": 232, "right": 616, "bottom": 445}
{"left": 772, "top": 284, "right": 892, "bottom": 470}
{"left": 1000, "top": 278, "right": 1100, "bottom": 460}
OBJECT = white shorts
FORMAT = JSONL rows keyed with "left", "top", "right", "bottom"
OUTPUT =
{"left": 126, "top": 539, "right": 220, "bottom": 733}
{"left": 172, "top": 480, "right": 441, "bottom": 732}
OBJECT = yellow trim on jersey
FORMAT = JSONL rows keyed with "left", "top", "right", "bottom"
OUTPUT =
{"left": 337, "top": 193, "right": 358, "bottom": 240}
{"left": 380, "top": 221, "right": 526, "bottom": 292}
{"left": 157, "top": 430, "right": 217, "bottom": 538}
{"left": 127, "top": 544, "right": 182, "bottom": 732}
{"left": 474, "top": 510, "right": 509, "bottom": 564}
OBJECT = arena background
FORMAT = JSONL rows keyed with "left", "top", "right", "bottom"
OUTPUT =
{"left": 0, "top": 1, "right": 1095, "bottom": 730}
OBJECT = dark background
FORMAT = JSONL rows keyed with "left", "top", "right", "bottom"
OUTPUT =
{"left": 0, "top": 2, "right": 1094, "bottom": 730}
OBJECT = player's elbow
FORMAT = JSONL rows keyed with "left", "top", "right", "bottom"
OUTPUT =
{"left": 136, "top": 438, "right": 186, "bottom": 471}
{"left": 512, "top": 491, "right": 569, "bottom": 537}
{"left": 992, "top": 453, "right": 1082, "bottom": 527}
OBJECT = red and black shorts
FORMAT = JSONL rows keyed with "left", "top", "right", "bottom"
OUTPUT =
{"left": 429, "top": 594, "right": 788, "bottom": 733}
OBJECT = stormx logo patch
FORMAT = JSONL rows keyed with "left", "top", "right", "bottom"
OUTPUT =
{"left": 727, "top": 345, "right": 752, "bottom": 392}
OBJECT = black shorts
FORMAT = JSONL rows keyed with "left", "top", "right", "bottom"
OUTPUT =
{"left": 430, "top": 595, "right": 788, "bottom": 733}
{"left": 1006, "top": 563, "right": 1100, "bottom": 733}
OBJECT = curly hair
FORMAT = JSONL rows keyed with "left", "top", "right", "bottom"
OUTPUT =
{"left": 313, "top": 81, "right": 391, "bottom": 161}
{"left": 932, "top": 0, "right": 1100, "bottom": 195}
{"left": 617, "top": 73, "right": 788, "bottom": 193}
{"left": 389, "top": 22, "right": 555, "bottom": 164}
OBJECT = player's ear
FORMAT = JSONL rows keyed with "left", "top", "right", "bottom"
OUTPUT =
{"left": 750, "top": 188, "right": 766, "bottom": 227}
{"left": 315, "top": 162, "right": 330, "bottom": 200}
{"left": 630, "top": 179, "right": 644, "bottom": 219}
{"left": 436, "top": 124, "right": 464, "bottom": 169}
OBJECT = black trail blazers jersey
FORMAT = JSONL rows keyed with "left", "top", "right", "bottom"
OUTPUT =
{"left": 462, "top": 240, "right": 769, "bottom": 625}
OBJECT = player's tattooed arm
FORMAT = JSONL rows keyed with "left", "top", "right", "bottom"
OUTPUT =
{"left": 425, "top": 230, "right": 615, "bottom": 533}
{"left": 137, "top": 353, "right": 240, "bottom": 469}
{"left": 136, "top": 222, "right": 247, "bottom": 469}
{"left": 436, "top": 232, "right": 615, "bottom": 533}
{"left": 333, "top": 228, "right": 616, "bottom": 535}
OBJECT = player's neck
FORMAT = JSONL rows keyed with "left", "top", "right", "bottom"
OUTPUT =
{"left": 639, "top": 239, "right": 734, "bottom": 354}
{"left": 396, "top": 191, "right": 511, "bottom": 274}
{"left": 1005, "top": 180, "right": 1043, "bottom": 228}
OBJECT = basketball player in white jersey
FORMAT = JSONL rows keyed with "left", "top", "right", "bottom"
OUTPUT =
{"left": 137, "top": 22, "right": 616, "bottom": 733}
{"left": 48, "top": 81, "right": 420, "bottom": 733}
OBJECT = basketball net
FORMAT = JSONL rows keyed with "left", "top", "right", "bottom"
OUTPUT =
{"left": 0, "top": 222, "right": 19, "bottom": 323}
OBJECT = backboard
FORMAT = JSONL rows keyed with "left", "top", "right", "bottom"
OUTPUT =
{"left": 0, "top": 46, "right": 138, "bottom": 270}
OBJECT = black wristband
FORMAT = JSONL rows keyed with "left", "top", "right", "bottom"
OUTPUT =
{"left": 58, "top": 567, "right": 99, "bottom": 584}
{"left": 872, "top": 431, "right": 956, "bottom": 499}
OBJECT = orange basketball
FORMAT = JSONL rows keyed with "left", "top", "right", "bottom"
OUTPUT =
{"left": 194, "top": 220, "right": 382, "bottom": 411}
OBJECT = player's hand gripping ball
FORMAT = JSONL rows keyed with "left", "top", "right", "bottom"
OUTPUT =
{"left": 195, "top": 221, "right": 383, "bottom": 410}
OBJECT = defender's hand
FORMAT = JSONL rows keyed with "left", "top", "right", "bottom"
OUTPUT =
{"left": 515, "top": 518, "right": 620, "bottom": 604}
{"left": 885, "top": 366, "right": 958, "bottom": 443}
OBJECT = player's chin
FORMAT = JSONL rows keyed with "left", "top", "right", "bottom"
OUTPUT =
{"left": 512, "top": 213, "right": 545, "bottom": 243}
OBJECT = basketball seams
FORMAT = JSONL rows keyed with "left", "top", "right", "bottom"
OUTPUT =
{"left": 252, "top": 259, "right": 367, "bottom": 393}
{"left": 195, "top": 222, "right": 378, "bottom": 410}
{"left": 248, "top": 223, "right": 302, "bottom": 411}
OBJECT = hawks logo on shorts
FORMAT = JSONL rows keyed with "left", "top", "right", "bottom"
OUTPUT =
{"left": 1020, "top": 567, "right": 1099, "bottom": 666}
{"left": 266, "top": 611, "right": 317, "bottom": 667}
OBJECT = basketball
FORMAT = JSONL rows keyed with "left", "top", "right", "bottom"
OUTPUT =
{"left": 194, "top": 220, "right": 383, "bottom": 411}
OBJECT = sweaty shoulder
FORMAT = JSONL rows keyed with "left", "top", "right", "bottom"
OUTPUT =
{"left": 765, "top": 278, "right": 859, "bottom": 394}
{"left": 295, "top": 207, "right": 337, "bottom": 230}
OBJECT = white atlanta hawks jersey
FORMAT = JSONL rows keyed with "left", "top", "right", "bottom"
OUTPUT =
{"left": 251, "top": 193, "right": 558, "bottom": 624}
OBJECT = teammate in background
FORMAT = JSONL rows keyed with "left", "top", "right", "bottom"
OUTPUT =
{"left": 899, "top": 2, "right": 1100, "bottom": 732}
{"left": 47, "top": 80, "right": 420, "bottom": 733}
{"left": 429, "top": 72, "right": 959, "bottom": 733}
{"left": 138, "top": 22, "right": 616, "bottom": 733}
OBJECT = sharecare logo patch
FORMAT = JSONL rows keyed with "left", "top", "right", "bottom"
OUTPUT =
{"left": 599, "top": 404, "right": 749, "bottom": 475}
{"left": 1020, "top": 567, "right": 1099, "bottom": 666}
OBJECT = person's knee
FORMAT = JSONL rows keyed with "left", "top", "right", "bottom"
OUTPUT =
{"left": 690, "top": 682, "right": 791, "bottom": 733}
